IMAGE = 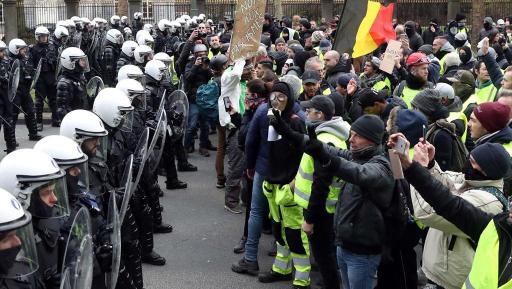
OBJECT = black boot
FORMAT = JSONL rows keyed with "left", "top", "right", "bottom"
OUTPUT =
{"left": 3, "top": 121, "right": 16, "bottom": 153}
{"left": 26, "top": 113, "right": 42, "bottom": 141}
{"left": 153, "top": 223, "right": 173, "bottom": 234}
{"left": 166, "top": 180, "right": 187, "bottom": 190}
{"left": 142, "top": 251, "right": 166, "bottom": 266}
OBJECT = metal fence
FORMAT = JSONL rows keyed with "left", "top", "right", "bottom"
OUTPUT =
{"left": 79, "top": 2, "right": 116, "bottom": 21}
{"left": 16, "top": 1, "right": 66, "bottom": 41}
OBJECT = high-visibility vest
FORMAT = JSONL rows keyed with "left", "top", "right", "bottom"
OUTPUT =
{"left": 294, "top": 132, "right": 346, "bottom": 214}
{"left": 462, "top": 83, "right": 497, "bottom": 116}
{"left": 400, "top": 86, "right": 423, "bottom": 108}
{"left": 439, "top": 53, "right": 448, "bottom": 76}
{"left": 313, "top": 46, "right": 324, "bottom": 62}
{"left": 462, "top": 220, "right": 512, "bottom": 289}
{"left": 447, "top": 111, "right": 468, "bottom": 143}
{"left": 502, "top": 142, "right": 512, "bottom": 157}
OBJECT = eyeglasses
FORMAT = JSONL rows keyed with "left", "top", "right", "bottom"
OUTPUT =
{"left": 270, "top": 92, "right": 286, "bottom": 102}
{"left": 305, "top": 108, "right": 320, "bottom": 115}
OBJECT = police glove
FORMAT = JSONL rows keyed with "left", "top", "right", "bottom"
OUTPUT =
{"left": 269, "top": 109, "right": 304, "bottom": 146}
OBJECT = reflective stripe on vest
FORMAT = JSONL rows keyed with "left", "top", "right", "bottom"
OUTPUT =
{"left": 313, "top": 47, "right": 324, "bottom": 62}
{"left": 475, "top": 83, "right": 497, "bottom": 104}
{"left": 401, "top": 86, "right": 422, "bottom": 108}
{"left": 439, "top": 54, "right": 447, "bottom": 76}
{"left": 294, "top": 132, "right": 346, "bottom": 214}
{"left": 373, "top": 77, "right": 392, "bottom": 94}
{"left": 462, "top": 220, "right": 512, "bottom": 289}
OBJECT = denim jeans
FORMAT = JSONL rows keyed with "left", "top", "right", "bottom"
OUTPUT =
{"left": 244, "top": 172, "right": 268, "bottom": 262}
{"left": 184, "top": 103, "right": 210, "bottom": 149}
{"left": 337, "top": 247, "right": 380, "bottom": 289}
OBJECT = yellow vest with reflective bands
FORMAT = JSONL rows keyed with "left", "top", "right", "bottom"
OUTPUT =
{"left": 462, "top": 220, "right": 512, "bottom": 289}
{"left": 401, "top": 86, "right": 423, "bottom": 108}
{"left": 294, "top": 132, "right": 346, "bottom": 214}
{"left": 313, "top": 46, "right": 324, "bottom": 62}
{"left": 475, "top": 83, "right": 497, "bottom": 104}
{"left": 447, "top": 111, "right": 468, "bottom": 143}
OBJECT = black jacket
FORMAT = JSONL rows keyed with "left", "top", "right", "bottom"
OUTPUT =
{"left": 56, "top": 71, "right": 87, "bottom": 118}
{"left": 325, "top": 145, "right": 394, "bottom": 254}
{"left": 404, "top": 162, "right": 512, "bottom": 286}
{"left": 184, "top": 60, "right": 213, "bottom": 104}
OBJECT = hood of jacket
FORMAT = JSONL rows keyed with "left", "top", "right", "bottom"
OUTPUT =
{"left": 446, "top": 95, "right": 463, "bottom": 112}
{"left": 476, "top": 126, "right": 512, "bottom": 145}
{"left": 316, "top": 117, "right": 350, "bottom": 141}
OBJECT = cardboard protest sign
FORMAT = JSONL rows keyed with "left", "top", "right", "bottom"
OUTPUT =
{"left": 228, "top": 0, "right": 266, "bottom": 62}
{"left": 379, "top": 39, "right": 401, "bottom": 74}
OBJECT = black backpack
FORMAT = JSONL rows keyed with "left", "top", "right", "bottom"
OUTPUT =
{"left": 426, "top": 120, "right": 469, "bottom": 172}
{"left": 382, "top": 179, "right": 411, "bottom": 244}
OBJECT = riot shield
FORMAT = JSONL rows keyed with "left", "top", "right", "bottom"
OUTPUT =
{"left": 118, "top": 154, "right": 133, "bottom": 224}
{"left": 146, "top": 106, "right": 167, "bottom": 174}
{"left": 61, "top": 207, "right": 94, "bottom": 289}
{"left": 131, "top": 128, "right": 149, "bottom": 196}
{"left": 106, "top": 192, "right": 121, "bottom": 289}
{"left": 166, "top": 90, "right": 189, "bottom": 142}
{"left": 55, "top": 46, "right": 63, "bottom": 79}
{"left": 8, "top": 59, "right": 20, "bottom": 102}
{"left": 59, "top": 268, "right": 71, "bottom": 289}
{"left": 30, "top": 58, "right": 42, "bottom": 91}
{"left": 86, "top": 76, "right": 104, "bottom": 99}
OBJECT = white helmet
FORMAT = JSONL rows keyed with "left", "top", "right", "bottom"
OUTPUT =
{"left": 8, "top": 39, "right": 27, "bottom": 55}
{"left": 145, "top": 59, "right": 166, "bottom": 81}
{"left": 153, "top": 52, "right": 172, "bottom": 65}
{"left": 56, "top": 20, "right": 67, "bottom": 28}
{"left": 66, "top": 19, "right": 76, "bottom": 29}
{"left": 54, "top": 26, "right": 69, "bottom": 40}
{"left": 170, "top": 21, "right": 181, "bottom": 29}
{"left": 121, "top": 16, "right": 128, "bottom": 24}
{"left": 60, "top": 47, "right": 90, "bottom": 72}
{"left": 133, "top": 12, "right": 143, "bottom": 20}
{"left": 93, "top": 88, "right": 134, "bottom": 129}
{"left": 198, "top": 14, "right": 206, "bottom": 20}
{"left": 116, "top": 79, "right": 146, "bottom": 109}
{"left": 0, "top": 149, "right": 69, "bottom": 218}
{"left": 136, "top": 30, "right": 154, "bottom": 46}
{"left": 34, "top": 135, "right": 87, "bottom": 167}
{"left": 34, "top": 26, "right": 50, "bottom": 41}
{"left": 70, "top": 16, "right": 81, "bottom": 23}
{"left": 143, "top": 23, "right": 153, "bottom": 33}
{"left": 0, "top": 187, "right": 38, "bottom": 280}
{"left": 0, "top": 41, "right": 6, "bottom": 51}
{"left": 206, "top": 19, "right": 213, "bottom": 25}
{"left": 60, "top": 110, "right": 108, "bottom": 144}
{"left": 182, "top": 14, "right": 191, "bottom": 21}
{"left": 134, "top": 44, "right": 153, "bottom": 64}
{"left": 121, "top": 40, "right": 138, "bottom": 57}
{"left": 157, "top": 19, "right": 172, "bottom": 32}
{"left": 177, "top": 17, "right": 186, "bottom": 26}
{"left": 110, "top": 15, "right": 120, "bottom": 25}
{"left": 117, "top": 64, "right": 144, "bottom": 83}
{"left": 81, "top": 17, "right": 91, "bottom": 24}
{"left": 124, "top": 27, "right": 133, "bottom": 37}
{"left": 106, "top": 29, "right": 124, "bottom": 45}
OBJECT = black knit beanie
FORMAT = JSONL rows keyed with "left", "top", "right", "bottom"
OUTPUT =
{"left": 272, "top": 81, "right": 291, "bottom": 99}
{"left": 471, "top": 143, "right": 511, "bottom": 180}
{"left": 350, "top": 115, "right": 385, "bottom": 144}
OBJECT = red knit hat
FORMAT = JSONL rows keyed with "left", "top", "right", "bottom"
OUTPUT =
{"left": 473, "top": 102, "right": 511, "bottom": 133}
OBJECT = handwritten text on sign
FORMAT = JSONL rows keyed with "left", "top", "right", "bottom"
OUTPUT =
{"left": 229, "top": 0, "right": 266, "bottom": 61}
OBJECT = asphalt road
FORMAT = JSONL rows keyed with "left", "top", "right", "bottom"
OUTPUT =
{"left": 0, "top": 123, "right": 289, "bottom": 289}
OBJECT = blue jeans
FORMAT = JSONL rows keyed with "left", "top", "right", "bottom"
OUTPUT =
{"left": 184, "top": 103, "right": 210, "bottom": 149}
{"left": 336, "top": 247, "right": 380, "bottom": 289}
{"left": 244, "top": 172, "right": 268, "bottom": 262}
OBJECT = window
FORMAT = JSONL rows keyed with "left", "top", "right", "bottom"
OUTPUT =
{"left": 142, "top": 0, "right": 153, "bottom": 20}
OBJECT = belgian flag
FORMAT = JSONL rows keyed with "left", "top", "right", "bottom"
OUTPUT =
{"left": 334, "top": 0, "right": 396, "bottom": 58}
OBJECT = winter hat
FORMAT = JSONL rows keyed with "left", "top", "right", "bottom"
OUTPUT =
{"left": 473, "top": 102, "right": 511, "bottom": 133}
{"left": 275, "top": 37, "right": 286, "bottom": 45}
{"left": 435, "top": 83, "right": 455, "bottom": 100}
{"left": 418, "top": 44, "right": 434, "bottom": 56}
{"left": 337, "top": 73, "right": 353, "bottom": 88}
{"left": 279, "top": 75, "right": 302, "bottom": 101}
{"left": 289, "top": 43, "right": 304, "bottom": 54}
{"left": 299, "top": 18, "right": 311, "bottom": 30}
{"left": 272, "top": 81, "right": 291, "bottom": 99}
{"left": 396, "top": 109, "right": 428, "bottom": 146}
{"left": 411, "top": 89, "right": 443, "bottom": 116}
{"left": 444, "top": 52, "right": 461, "bottom": 69}
{"left": 454, "top": 32, "right": 469, "bottom": 48}
{"left": 319, "top": 39, "right": 332, "bottom": 51}
{"left": 350, "top": 115, "right": 385, "bottom": 144}
{"left": 484, "top": 17, "right": 494, "bottom": 25}
{"left": 455, "top": 13, "right": 466, "bottom": 22}
{"left": 357, "top": 88, "right": 387, "bottom": 108}
{"left": 302, "top": 95, "right": 335, "bottom": 120}
{"left": 447, "top": 70, "right": 475, "bottom": 87}
{"left": 312, "top": 31, "right": 324, "bottom": 43}
{"left": 471, "top": 143, "right": 511, "bottom": 180}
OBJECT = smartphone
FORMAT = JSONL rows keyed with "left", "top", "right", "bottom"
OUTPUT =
{"left": 422, "top": 125, "right": 427, "bottom": 144}
{"left": 395, "top": 136, "right": 407, "bottom": 156}
{"left": 223, "top": 96, "right": 231, "bottom": 111}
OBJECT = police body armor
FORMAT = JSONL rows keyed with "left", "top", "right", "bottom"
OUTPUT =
{"left": 33, "top": 218, "right": 62, "bottom": 289}
{"left": 116, "top": 53, "right": 134, "bottom": 76}
{"left": 56, "top": 71, "right": 87, "bottom": 119}
{"left": 0, "top": 58, "right": 15, "bottom": 152}
{"left": 101, "top": 43, "right": 120, "bottom": 86}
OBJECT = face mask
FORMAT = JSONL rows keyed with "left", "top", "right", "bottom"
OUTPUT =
{"left": 0, "top": 245, "right": 21, "bottom": 274}
{"left": 458, "top": 22, "right": 465, "bottom": 28}
{"left": 263, "top": 23, "right": 270, "bottom": 30}
{"left": 305, "top": 119, "right": 322, "bottom": 129}
{"left": 484, "top": 23, "right": 492, "bottom": 30}
{"left": 463, "top": 159, "right": 487, "bottom": 181}
{"left": 459, "top": 52, "right": 471, "bottom": 64}
{"left": 29, "top": 189, "right": 54, "bottom": 218}
{"left": 405, "top": 27, "right": 414, "bottom": 37}
{"left": 66, "top": 174, "right": 81, "bottom": 203}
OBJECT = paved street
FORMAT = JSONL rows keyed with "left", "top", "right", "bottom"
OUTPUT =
{"left": 0, "top": 123, "right": 288, "bottom": 289}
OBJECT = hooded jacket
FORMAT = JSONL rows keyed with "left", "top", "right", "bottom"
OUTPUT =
{"left": 325, "top": 61, "right": 351, "bottom": 88}
{"left": 304, "top": 117, "right": 350, "bottom": 223}
{"left": 411, "top": 162, "right": 505, "bottom": 289}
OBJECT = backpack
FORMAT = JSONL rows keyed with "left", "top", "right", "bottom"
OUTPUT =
{"left": 426, "top": 119, "right": 469, "bottom": 172}
{"left": 196, "top": 77, "right": 220, "bottom": 122}
{"left": 382, "top": 179, "right": 411, "bottom": 245}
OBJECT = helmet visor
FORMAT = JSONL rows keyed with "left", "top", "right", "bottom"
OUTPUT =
{"left": 0, "top": 220, "right": 39, "bottom": 280}
{"left": 70, "top": 56, "right": 90, "bottom": 73}
{"left": 129, "top": 89, "right": 147, "bottom": 111}
{"left": 29, "top": 176, "right": 70, "bottom": 219}
{"left": 119, "top": 109, "right": 134, "bottom": 133}
{"left": 65, "top": 161, "right": 90, "bottom": 194}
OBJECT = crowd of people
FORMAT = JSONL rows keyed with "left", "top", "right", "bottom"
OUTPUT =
{"left": 0, "top": 7, "right": 512, "bottom": 289}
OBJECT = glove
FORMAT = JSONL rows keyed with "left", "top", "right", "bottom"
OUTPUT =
{"left": 304, "top": 129, "right": 330, "bottom": 165}
{"left": 95, "top": 243, "right": 113, "bottom": 272}
{"left": 269, "top": 109, "right": 304, "bottom": 145}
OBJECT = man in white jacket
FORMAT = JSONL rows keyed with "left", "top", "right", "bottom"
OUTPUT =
{"left": 412, "top": 142, "right": 510, "bottom": 289}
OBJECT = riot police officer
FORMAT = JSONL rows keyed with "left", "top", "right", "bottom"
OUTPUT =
{"left": 0, "top": 188, "right": 42, "bottom": 289}
{"left": 116, "top": 40, "right": 138, "bottom": 77}
{"left": 102, "top": 29, "right": 124, "bottom": 86}
{"left": 56, "top": 47, "right": 89, "bottom": 121}
{"left": 0, "top": 41, "right": 16, "bottom": 153}
{"left": 31, "top": 26, "right": 59, "bottom": 130}
{"left": 132, "top": 12, "right": 144, "bottom": 36}
{"left": 155, "top": 19, "right": 172, "bottom": 54}
{"left": 110, "top": 15, "right": 122, "bottom": 32}
{"left": 133, "top": 45, "right": 153, "bottom": 71}
{"left": 0, "top": 149, "right": 71, "bottom": 289}
{"left": 7, "top": 39, "right": 42, "bottom": 141}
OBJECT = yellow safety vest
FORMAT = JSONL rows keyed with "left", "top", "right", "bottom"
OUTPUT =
{"left": 502, "top": 142, "right": 512, "bottom": 157}
{"left": 400, "top": 86, "right": 423, "bottom": 108}
{"left": 439, "top": 53, "right": 448, "bottom": 76}
{"left": 447, "top": 111, "right": 468, "bottom": 143}
{"left": 462, "top": 220, "right": 512, "bottom": 289}
{"left": 313, "top": 46, "right": 324, "bottom": 62}
{"left": 294, "top": 132, "right": 346, "bottom": 214}
{"left": 462, "top": 84, "right": 497, "bottom": 116}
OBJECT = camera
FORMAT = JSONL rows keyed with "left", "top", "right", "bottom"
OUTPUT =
{"left": 201, "top": 56, "right": 210, "bottom": 64}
